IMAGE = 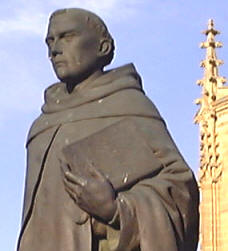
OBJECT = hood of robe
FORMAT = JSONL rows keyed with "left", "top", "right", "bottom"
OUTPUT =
{"left": 27, "top": 63, "right": 164, "bottom": 144}
{"left": 42, "top": 63, "right": 143, "bottom": 113}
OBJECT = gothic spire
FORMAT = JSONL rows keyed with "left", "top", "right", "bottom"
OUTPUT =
{"left": 194, "top": 19, "right": 226, "bottom": 184}
{"left": 195, "top": 19, "right": 226, "bottom": 124}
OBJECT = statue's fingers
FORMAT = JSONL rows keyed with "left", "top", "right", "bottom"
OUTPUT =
{"left": 59, "top": 159, "right": 71, "bottom": 174}
{"left": 64, "top": 184, "right": 75, "bottom": 198}
{"left": 64, "top": 171, "right": 87, "bottom": 187}
{"left": 63, "top": 177, "right": 76, "bottom": 191}
{"left": 63, "top": 178, "right": 82, "bottom": 200}
{"left": 87, "top": 163, "right": 105, "bottom": 181}
{"left": 64, "top": 185, "right": 79, "bottom": 203}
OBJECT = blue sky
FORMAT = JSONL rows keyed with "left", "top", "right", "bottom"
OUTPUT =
{"left": 1, "top": 0, "right": 228, "bottom": 250}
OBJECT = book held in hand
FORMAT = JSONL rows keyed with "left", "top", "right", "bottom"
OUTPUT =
{"left": 62, "top": 119, "right": 163, "bottom": 191}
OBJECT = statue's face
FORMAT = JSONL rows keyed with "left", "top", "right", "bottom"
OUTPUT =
{"left": 46, "top": 12, "right": 101, "bottom": 83}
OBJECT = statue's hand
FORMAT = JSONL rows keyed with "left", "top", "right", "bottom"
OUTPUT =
{"left": 62, "top": 163, "right": 117, "bottom": 222}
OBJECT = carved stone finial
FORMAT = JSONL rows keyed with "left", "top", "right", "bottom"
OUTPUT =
{"left": 194, "top": 19, "right": 226, "bottom": 185}
{"left": 202, "top": 18, "right": 220, "bottom": 36}
{"left": 208, "top": 19, "right": 214, "bottom": 29}
{"left": 195, "top": 20, "right": 226, "bottom": 125}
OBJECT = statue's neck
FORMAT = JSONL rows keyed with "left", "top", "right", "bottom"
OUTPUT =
{"left": 66, "top": 69, "right": 104, "bottom": 94}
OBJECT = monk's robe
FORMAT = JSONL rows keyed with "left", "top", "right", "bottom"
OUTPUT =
{"left": 17, "top": 64, "right": 199, "bottom": 251}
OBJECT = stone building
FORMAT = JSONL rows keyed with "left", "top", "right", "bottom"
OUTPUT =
{"left": 195, "top": 20, "right": 228, "bottom": 251}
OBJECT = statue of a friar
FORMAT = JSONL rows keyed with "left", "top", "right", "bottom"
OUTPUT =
{"left": 17, "top": 8, "right": 199, "bottom": 251}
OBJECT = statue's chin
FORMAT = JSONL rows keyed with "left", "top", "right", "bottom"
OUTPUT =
{"left": 54, "top": 67, "right": 68, "bottom": 81}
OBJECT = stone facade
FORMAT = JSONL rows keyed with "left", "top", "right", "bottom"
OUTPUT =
{"left": 195, "top": 20, "right": 228, "bottom": 251}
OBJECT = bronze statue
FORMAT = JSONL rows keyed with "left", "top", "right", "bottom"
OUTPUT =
{"left": 17, "top": 8, "right": 199, "bottom": 251}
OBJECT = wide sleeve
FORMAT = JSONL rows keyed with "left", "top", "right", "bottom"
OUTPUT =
{"left": 104, "top": 116, "right": 199, "bottom": 251}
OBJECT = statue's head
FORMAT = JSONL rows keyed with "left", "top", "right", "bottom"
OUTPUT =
{"left": 46, "top": 8, "right": 115, "bottom": 84}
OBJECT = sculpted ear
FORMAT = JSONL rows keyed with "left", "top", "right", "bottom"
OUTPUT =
{"left": 98, "top": 39, "right": 112, "bottom": 57}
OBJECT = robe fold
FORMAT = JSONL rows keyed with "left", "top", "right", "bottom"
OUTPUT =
{"left": 17, "top": 63, "right": 199, "bottom": 251}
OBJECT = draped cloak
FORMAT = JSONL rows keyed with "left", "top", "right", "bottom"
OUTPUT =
{"left": 17, "top": 64, "right": 199, "bottom": 251}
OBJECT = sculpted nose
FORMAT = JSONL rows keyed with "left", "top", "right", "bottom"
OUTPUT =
{"left": 50, "top": 40, "right": 62, "bottom": 58}
{"left": 51, "top": 49, "right": 60, "bottom": 58}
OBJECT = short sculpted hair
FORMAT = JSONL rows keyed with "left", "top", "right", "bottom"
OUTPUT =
{"left": 50, "top": 8, "right": 115, "bottom": 68}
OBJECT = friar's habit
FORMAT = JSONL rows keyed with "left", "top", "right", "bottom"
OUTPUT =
{"left": 17, "top": 64, "right": 199, "bottom": 251}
